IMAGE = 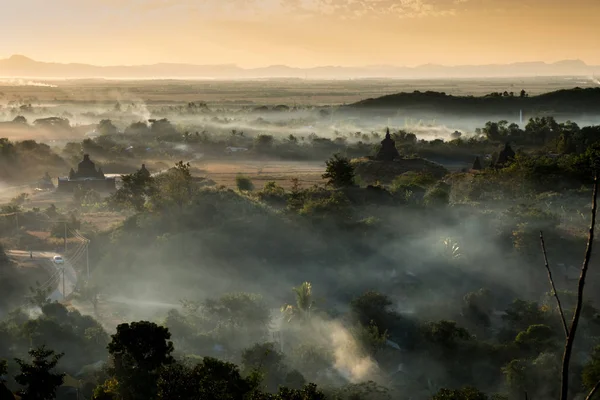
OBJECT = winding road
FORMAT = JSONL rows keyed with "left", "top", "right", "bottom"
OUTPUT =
{"left": 7, "top": 250, "right": 78, "bottom": 302}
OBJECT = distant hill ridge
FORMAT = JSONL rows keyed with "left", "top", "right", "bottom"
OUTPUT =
{"left": 348, "top": 87, "right": 600, "bottom": 108}
{"left": 1, "top": 55, "right": 600, "bottom": 79}
{"left": 343, "top": 87, "right": 600, "bottom": 118}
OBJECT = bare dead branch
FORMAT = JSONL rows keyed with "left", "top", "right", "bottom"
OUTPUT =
{"left": 585, "top": 380, "right": 600, "bottom": 400}
{"left": 540, "top": 230, "right": 569, "bottom": 337}
{"left": 560, "top": 177, "right": 599, "bottom": 400}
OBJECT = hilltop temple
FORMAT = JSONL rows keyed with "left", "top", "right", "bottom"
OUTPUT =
{"left": 375, "top": 128, "right": 401, "bottom": 161}
{"left": 352, "top": 127, "right": 449, "bottom": 185}
{"left": 57, "top": 154, "right": 116, "bottom": 192}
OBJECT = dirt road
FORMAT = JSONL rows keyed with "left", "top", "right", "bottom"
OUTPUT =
{"left": 7, "top": 250, "right": 78, "bottom": 301}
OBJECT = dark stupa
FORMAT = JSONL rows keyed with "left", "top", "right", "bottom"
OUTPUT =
{"left": 72, "top": 154, "right": 105, "bottom": 179}
{"left": 375, "top": 128, "right": 400, "bottom": 161}
{"left": 138, "top": 164, "right": 151, "bottom": 179}
{"left": 353, "top": 127, "right": 449, "bottom": 185}
{"left": 495, "top": 143, "right": 516, "bottom": 168}
{"left": 472, "top": 156, "right": 483, "bottom": 170}
{"left": 57, "top": 154, "right": 116, "bottom": 192}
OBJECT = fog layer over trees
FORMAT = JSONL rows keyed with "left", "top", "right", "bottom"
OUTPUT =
{"left": 1, "top": 84, "right": 600, "bottom": 400}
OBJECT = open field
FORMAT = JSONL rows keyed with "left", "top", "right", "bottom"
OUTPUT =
{"left": 197, "top": 159, "right": 326, "bottom": 189}
{"left": 1, "top": 76, "right": 598, "bottom": 107}
{"left": 2, "top": 159, "right": 326, "bottom": 205}
{"left": 0, "top": 159, "right": 326, "bottom": 236}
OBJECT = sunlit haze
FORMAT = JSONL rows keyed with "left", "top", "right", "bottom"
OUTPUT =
{"left": 2, "top": 1, "right": 600, "bottom": 400}
{"left": 2, "top": 0, "right": 599, "bottom": 67}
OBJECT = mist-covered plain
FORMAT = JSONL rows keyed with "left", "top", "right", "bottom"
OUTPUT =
{"left": 1, "top": 78, "right": 600, "bottom": 400}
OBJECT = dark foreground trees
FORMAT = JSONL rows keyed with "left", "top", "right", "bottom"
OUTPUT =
{"left": 14, "top": 346, "right": 64, "bottom": 400}
{"left": 106, "top": 321, "right": 174, "bottom": 400}
{"left": 157, "top": 357, "right": 257, "bottom": 400}
{"left": 90, "top": 320, "right": 327, "bottom": 400}
{"left": 432, "top": 386, "right": 489, "bottom": 400}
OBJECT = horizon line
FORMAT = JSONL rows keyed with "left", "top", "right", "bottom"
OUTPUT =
{"left": 1, "top": 54, "right": 598, "bottom": 70}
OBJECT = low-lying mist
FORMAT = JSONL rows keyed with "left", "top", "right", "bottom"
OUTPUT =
{"left": 2, "top": 83, "right": 600, "bottom": 399}
{"left": 3, "top": 87, "right": 600, "bottom": 148}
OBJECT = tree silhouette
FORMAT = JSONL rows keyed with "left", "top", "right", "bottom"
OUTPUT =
{"left": 0, "top": 242, "right": 8, "bottom": 264}
{"left": 14, "top": 346, "right": 64, "bottom": 400}
{"left": 107, "top": 321, "right": 174, "bottom": 400}
{"left": 254, "top": 134, "right": 275, "bottom": 152}
{"left": 76, "top": 280, "right": 100, "bottom": 315}
{"left": 322, "top": 154, "right": 355, "bottom": 188}
{"left": 97, "top": 119, "right": 118, "bottom": 136}
{"left": 582, "top": 345, "right": 600, "bottom": 392}
{"left": 159, "top": 357, "right": 258, "bottom": 400}
{"left": 149, "top": 161, "right": 194, "bottom": 212}
{"left": 275, "top": 383, "right": 326, "bottom": 400}
{"left": 12, "top": 115, "right": 27, "bottom": 125}
{"left": 432, "top": 386, "right": 488, "bottom": 400}
{"left": 350, "top": 291, "right": 399, "bottom": 334}
{"left": 236, "top": 175, "right": 255, "bottom": 192}
{"left": 241, "top": 342, "right": 287, "bottom": 393}
{"left": 0, "top": 359, "right": 11, "bottom": 400}
{"left": 27, "top": 282, "right": 52, "bottom": 309}
{"left": 109, "top": 166, "right": 155, "bottom": 212}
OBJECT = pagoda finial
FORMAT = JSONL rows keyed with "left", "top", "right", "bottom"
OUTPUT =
{"left": 385, "top": 127, "right": 391, "bottom": 139}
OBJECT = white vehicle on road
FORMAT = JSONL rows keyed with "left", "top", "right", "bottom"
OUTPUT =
{"left": 53, "top": 255, "right": 65, "bottom": 265}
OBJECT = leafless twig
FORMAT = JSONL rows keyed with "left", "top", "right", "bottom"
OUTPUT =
{"left": 560, "top": 176, "right": 599, "bottom": 400}
{"left": 585, "top": 380, "right": 600, "bottom": 400}
{"left": 540, "top": 230, "right": 569, "bottom": 337}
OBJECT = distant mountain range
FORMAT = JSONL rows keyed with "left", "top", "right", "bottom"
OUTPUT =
{"left": 1, "top": 55, "right": 600, "bottom": 79}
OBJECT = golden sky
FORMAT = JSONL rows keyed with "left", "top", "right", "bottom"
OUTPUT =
{"left": 1, "top": 0, "right": 599, "bottom": 67}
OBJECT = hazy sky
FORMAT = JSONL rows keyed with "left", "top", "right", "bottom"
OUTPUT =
{"left": 1, "top": 0, "right": 599, "bottom": 68}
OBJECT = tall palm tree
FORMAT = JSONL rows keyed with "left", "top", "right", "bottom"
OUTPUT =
{"left": 294, "top": 282, "right": 314, "bottom": 316}
{"left": 281, "top": 282, "right": 315, "bottom": 323}
{"left": 442, "top": 237, "right": 462, "bottom": 260}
